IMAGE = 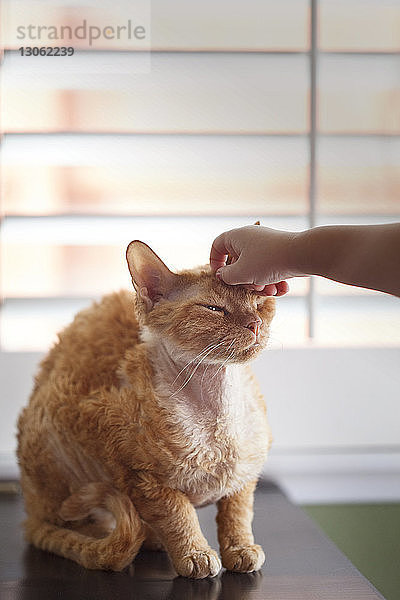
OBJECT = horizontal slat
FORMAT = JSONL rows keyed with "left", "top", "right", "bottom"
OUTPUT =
{"left": 3, "top": 134, "right": 400, "bottom": 216}
{"left": 1, "top": 0, "right": 151, "bottom": 52}
{"left": 319, "top": 55, "right": 400, "bottom": 134}
{"left": 2, "top": 52, "right": 309, "bottom": 133}
{"left": 314, "top": 296, "right": 400, "bottom": 347}
{"left": 1, "top": 0, "right": 309, "bottom": 51}
{"left": 0, "top": 296, "right": 308, "bottom": 352}
{"left": 315, "top": 279, "right": 396, "bottom": 298}
{"left": 3, "top": 294, "right": 399, "bottom": 352}
{"left": 1, "top": 215, "right": 309, "bottom": 297}
{"left": 1, "top": 299, "right": 94, "bottom": 352}
{"left": 315, "top": 215, "right": 400, "bottom": 226}
{"left": 1, "top": 246, "right": 308, "bottom": 298}
{"left": 4, "top": 52, "right": 400, "bottom": 134}
{"left": 317, "top": 137, "right": 400, "bottom": 214}
{"left": 3, "top": 216, "right": 398, "bottom": 299}
{"left": 150, "top": 0, "right": 309, "bottom": 52}
{"left": 2, "top": 135, "right": 309, "bottom": 215}
{"left": 320, "top": 0, "right": 400, "bottom": 52}
{"left": 1, "top": 133, "right": 308, "bottom": 166}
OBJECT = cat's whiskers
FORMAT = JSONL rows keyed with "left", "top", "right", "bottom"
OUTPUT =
{"left": 210, "top": 346, "right": 237, "bottom": 411}
{"left": 265, "top": 332, "right": 284, "bottom": 352}
{"left": 199, "top": 363, "right": 211, "bottom": 403}
{"left": 170, "top": 340, "right": 228, "bottom": 398}
{"left": 170, "top": 341, "right": 225, "bottom": 398}
{"left": 170, "top": 342, "right": 219, "bottom": 388}
{"left": 176, "top": 337, "right": 233, "bottom": 385}
{"left": 199, "top": 339, "right": 235, "bottom": 403}
{"left": 210, "top": 341, "right": 236, "bottom": 382}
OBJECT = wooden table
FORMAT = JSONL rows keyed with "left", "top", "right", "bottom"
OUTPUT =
{"left": 0, "top": 480, "right": 385, "bottom": 599}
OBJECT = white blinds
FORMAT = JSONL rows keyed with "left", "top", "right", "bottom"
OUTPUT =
{"left": 1, "top": 0, "right": 399, "bottom": 351}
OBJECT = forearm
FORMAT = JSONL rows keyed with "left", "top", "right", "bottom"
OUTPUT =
{"left": 291, "top": 224, "right": 400, "bottom": 296}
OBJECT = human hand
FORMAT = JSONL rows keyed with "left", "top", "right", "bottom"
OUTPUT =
{"left": 210, "top": 225, "right": 300, "bottom": 296}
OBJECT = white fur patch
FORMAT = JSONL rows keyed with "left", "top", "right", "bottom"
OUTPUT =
{"left": 139, "top": 325, "right": 155, "bottom": 345}
{"left": 139, "top": 337, "right": 270, "bottom": 507}
{"left": 90, "top": 507, "right": 116, "bottom": 531}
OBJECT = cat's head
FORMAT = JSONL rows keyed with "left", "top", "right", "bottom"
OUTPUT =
{"left": 126, "top": 241, "right": 275, "bottom": 364}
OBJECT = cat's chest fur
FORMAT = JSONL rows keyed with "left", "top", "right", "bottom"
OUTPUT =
{"left": 143, "top": 339, "right": 270, "bottom": 506}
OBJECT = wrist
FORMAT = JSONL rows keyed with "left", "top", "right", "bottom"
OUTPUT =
{"left": 291, "top": 226, "right": 343, "bottom": 279}
{"left": 286, "top": 230, "right": 313, "bottom": 277}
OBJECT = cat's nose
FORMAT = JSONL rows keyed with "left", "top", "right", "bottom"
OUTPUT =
{"left": 245, "top": 317, "right": 262, "bottom": 337}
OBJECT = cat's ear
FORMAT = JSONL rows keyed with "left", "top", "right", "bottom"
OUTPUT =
{"left": 126, "top": 241, "right": 178, "bottom": 310}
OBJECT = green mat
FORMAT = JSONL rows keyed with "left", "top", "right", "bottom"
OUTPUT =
{"left": 303, "top": 504, "right": 400, "bottom": 600}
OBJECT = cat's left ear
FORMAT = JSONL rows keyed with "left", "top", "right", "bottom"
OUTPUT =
{"left": 126, "top": 241, "right": 178, "bottom": 311}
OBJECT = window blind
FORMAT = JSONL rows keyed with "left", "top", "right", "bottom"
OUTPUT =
{"left": 1, "top": 0, "right": 399, "bottom": 351}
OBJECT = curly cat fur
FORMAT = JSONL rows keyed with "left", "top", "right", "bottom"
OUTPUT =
{"left": 17, "top": 242, "right": 274, "bottom": 578}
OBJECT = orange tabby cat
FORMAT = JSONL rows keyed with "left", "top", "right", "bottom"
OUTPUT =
{"left": 17, "top": 241, "right": 274, "bottom": 578}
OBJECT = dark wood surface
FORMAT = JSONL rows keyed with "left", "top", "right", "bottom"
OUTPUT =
{"left": 0, "top": 480, "right": 385, "bottom": 600}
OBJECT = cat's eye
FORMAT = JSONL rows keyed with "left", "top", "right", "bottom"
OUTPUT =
{"left": 204, "top": 305, "right": 226, "bottom": 314}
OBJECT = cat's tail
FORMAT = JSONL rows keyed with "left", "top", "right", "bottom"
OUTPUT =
{"left": 24, "top": 482, "right": 146, "bottom": 571}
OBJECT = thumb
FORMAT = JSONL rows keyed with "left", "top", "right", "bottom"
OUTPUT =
{"left": 216, "top": 260, "right": 248, "bottom": 285}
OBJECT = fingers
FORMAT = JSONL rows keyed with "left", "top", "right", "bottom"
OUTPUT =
{"left": 255, "top": 281, "right": 289, "bottom": 296}
{"left": 215, "top": 260, "right": 250, "bottom": 285}
{"left": 243, "top": 284, "right": 265, "bottom": 292}
{"left": 216, "top": 264, "right": 290, "bottom": 295}
{"left": 242, "top": 281, "right": 289, "bottom": 296}
{"left": 211, "top": 233, "right": 250, "bottom": 284}
{"left": 210, "top": 233, "right": 230, "bottom": 272}
{"left": 252, "top": 284, "right": 277, "bottom": 296}
{"left": 210, "top": 228, "right": 290, "bottom": 296}
{"left": 275, "top": 281, "right": 289, "bottom": 296}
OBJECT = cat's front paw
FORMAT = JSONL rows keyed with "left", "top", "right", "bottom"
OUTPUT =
{"left": 221, "top": 544, "right": 265, "bottom": 573}
{"left": 175, "top": 549, "right": 222, "bottom": 579}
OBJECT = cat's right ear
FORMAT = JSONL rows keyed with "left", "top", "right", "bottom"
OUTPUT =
{"left": 126, "top": 241, "right": 178, "bottom": 311}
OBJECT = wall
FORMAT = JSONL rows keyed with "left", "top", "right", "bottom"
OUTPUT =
{"left": 2, "top": 348, "right": 400, "bottom": 503}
